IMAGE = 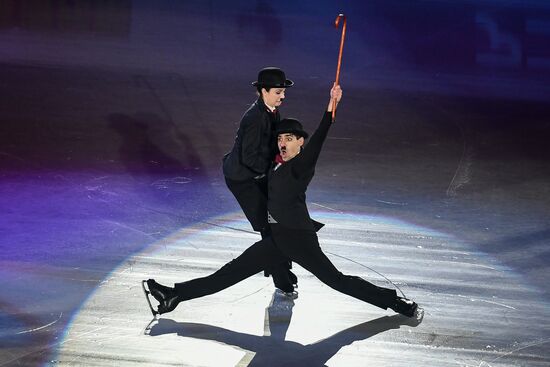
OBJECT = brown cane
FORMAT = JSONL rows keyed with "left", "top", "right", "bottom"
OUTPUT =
{"left": 333, "top": 14, "right": 347, "bottom": 121}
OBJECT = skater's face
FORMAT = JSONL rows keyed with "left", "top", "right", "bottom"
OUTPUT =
{"left": 278, "top": 133, "right": 304, "bottom": 161}
{"left": 261, "top": 88, "right": 286, "bottom": 108}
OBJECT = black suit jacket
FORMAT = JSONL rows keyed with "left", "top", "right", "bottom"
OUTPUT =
{"left": 223, "top": 98, "right": 279, "bottom": 181}
{"left": 267, "top": 111, "right": 332, "bottom": 231}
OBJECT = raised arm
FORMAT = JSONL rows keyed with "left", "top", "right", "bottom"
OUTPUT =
{"left": 292, "top": 85, "right": 343, "bottom": 173}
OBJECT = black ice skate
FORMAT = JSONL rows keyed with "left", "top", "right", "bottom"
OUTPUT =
{"left": 143, "top": 279, "right": 181, "bottom": 315}
{"left": 390, "top": 296, "right": 418, "bottom": 318}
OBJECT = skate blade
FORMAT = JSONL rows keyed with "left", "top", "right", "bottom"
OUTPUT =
{"left": 143, "top": 316, "right": 158, "bottom": 335}
{"left": 141, "top": 280, "right": 159, "bottom": 317}
{"left": 277, "top": 289, "right": 299, "bottom": 299}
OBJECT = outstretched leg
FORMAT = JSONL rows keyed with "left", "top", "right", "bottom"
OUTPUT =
{"left": 174, "top": 237, "right": 287, "bottom": 301}
{"left": 271, "top": 225, "right": 417, "bottom": 316}
{"left": 144, "top": 237, "right": 288, "bottom": 314}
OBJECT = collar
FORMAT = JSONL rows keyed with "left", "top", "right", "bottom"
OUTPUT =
{"left": 257, "top": 97, "right": 276, "bottom": 114}
{"left": 265, "top": 103, "right": 276, "bottom": 113}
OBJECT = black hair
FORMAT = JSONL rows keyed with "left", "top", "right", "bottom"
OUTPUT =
{"left": 256, "top": 86, "right": 272, "bottom": 95}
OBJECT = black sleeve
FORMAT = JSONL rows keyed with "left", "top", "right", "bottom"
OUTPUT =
{"left": 292, "top": 111, "right": 332, "bottom": 174}
{"left": 240, "top": 111, "right": 269, "bottom": 174}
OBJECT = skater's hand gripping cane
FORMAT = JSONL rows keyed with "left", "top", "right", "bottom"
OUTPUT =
{"left": 332, "top": 14, "right": 346, "bottom": 121}
{"left": 327, "top": 84, "right": 343, "bottom": 116}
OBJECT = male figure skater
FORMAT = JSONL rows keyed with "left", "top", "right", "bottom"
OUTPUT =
{"left": 143, "top": 84, "right": 418, "bottom": 318}
{"left": 223, "top": 67, "right": 297, "bottom": 294}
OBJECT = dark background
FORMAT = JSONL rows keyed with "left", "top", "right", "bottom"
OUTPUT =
{"left": 1, "top": 0, "right": 549, "bottom": 365}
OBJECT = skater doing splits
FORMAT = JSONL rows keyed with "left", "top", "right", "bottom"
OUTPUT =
{"left": 143, "top": 84, "right": 418, "bottom": 318}
{"left": 222, "top": 67, "right": 297, "bottom": 294}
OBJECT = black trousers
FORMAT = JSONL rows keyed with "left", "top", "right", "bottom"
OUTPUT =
{"left": 225, "top": 176, "right": 269, "bottom": 232}
{"left": 225, "top": 176, "right": 293, "bottom": 285}
{"left": 175, "top": 224, "right": 397, "bottom": 310}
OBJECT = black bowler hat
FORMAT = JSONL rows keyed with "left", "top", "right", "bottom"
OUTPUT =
{"left": 252, "top": 67, "right": 294, "bottom": 88}
{"left": 276, "top": 118, "right": 309, "bottom": 139}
